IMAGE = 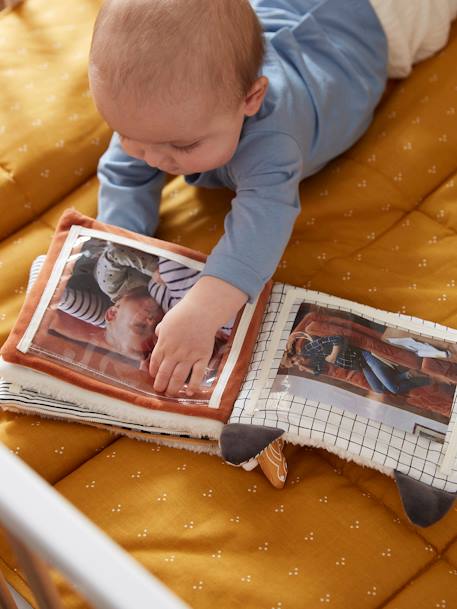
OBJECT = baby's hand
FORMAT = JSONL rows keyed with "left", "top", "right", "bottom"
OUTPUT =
{"left": 148, "top": 277, "right": 247, "bottom": 396}
{"left": 152, "top": 268, "right": 165, "bottom": 285}
{"left": 148, "top": 299, "right": 218, "bottom": 396}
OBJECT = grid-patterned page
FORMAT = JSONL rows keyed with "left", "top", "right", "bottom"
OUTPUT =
{"left": 230, "top": 285, "right": 457, "bottom": 492}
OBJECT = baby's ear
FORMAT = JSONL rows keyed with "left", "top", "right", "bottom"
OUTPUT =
{"left": 105, "top": 306, "right": 117, "bottom": 322}
{"left": 244, "top": 76, "right": 269, "bottom": 116}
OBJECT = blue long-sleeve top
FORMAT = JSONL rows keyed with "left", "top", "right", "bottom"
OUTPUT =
{"left": 97, "top": 0, "right": 388, "bottom": 302}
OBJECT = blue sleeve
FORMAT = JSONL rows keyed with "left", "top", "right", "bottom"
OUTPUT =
{"left": 97, "top": 133, "right": 166, "bottom": 236}
{"left": 201, "top": 133, "right": 303, "bottom": 302}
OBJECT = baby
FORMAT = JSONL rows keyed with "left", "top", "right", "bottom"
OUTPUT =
{"left": 103, "top": 287, "right": 164, "bottom": 361}
{"left": 57, "top": 247, "right": 165, "bottom": 361}
{"left": 89, "top": 0, "right": 457, "bottom": 397}
{"left": 94, "top": 243, "right": 233, "bottom": 376}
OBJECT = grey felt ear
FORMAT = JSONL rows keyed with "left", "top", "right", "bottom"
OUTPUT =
{"left": 394, "top": 470, "right": 456, "bottom": 527}
{"left": 220, "top": 423, "right": 285, "bottom": 465}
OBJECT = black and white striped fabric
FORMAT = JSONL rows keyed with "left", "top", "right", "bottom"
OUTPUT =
{"left": 0, "top": 381, "right": 202, "bottom": 439}
{"left": 29, "top": 256, "right": 107, "bottom": 327}
{"left": 59, "top": 288, "right": 107, "bottom": 327}
{"left": 149, "top": 258, "right": 201, "bottom": 313}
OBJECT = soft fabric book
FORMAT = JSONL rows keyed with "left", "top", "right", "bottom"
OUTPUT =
{"left": 1, "top": 210, "right": 456, "bottom": 526}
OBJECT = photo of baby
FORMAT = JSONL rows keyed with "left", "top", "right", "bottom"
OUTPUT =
{"left": 272, "top": 303, "right": 457, "bottom": 439}
{"left": 28, "top": 236, "right": 233, "bottom": 402}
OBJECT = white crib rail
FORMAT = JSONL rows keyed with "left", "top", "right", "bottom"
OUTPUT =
{"left": 0, "top": 442, "right": 190, "bottom": 609}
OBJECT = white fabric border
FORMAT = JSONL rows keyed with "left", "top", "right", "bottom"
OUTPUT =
{"left": 244, "top": 286, "right": 297, "bottom": 413}
{"left": 208, "top": 295, "right": 259, "bottom": 408}
{"left": 18, "top": 225, "right": 81, "bottom": 353}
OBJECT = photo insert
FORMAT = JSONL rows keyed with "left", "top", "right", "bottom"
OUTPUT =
{"left": 272, "top": 302, "right": 457, "bottom": 440}
{"left": 28, "top": 235, "right": 234, "bottom": 403}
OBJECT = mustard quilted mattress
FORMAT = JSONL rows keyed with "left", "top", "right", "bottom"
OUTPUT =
{"left": 1, "top": 1, "right": 457, "bottom": 608}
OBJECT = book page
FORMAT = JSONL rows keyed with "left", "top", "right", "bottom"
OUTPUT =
{"left": 231, "top": 286, "right": 457, "bottom": 490}
{"left": 17, "top": 226, "right": 256, "bottom": 409}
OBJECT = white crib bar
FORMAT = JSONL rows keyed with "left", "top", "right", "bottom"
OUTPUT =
{"left": 0, "top": 442, "right": 190, "bottom": 609}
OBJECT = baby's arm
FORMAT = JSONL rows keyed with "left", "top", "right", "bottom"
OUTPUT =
{"left": 149, "top": 134, "right": 303, "bottom": 396}
{"left": 98, "top": 133, "right": 165, "bottom": 236}
{"left": 201, "top": 134, "right": 303, "bottom": 302}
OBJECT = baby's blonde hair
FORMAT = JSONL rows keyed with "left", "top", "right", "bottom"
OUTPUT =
{"left": 90, "top": 0, "right": 265, "bottom": 109}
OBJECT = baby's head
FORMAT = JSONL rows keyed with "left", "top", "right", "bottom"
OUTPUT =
{"left": 104, "top": 286, "right": 164, "bottom": 361}
{"left": 89, "top": 0, "right": 267, "bottom": 175}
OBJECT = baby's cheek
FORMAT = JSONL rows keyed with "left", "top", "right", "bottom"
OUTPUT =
{"left": 211, "top": 139, "right": 238, "bottom": 168}
{"left": 121, "top": 140, "right": 144, "bottom": 160}
{"left": 189, "top": 146, "right": 234, "bottom": 173}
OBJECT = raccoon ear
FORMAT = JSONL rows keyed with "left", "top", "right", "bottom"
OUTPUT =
{"left": 394, "top": 470, "right": 456, "bottom": 527}
{"left": 219, "top": 423, "right": 285, "bottom": 465}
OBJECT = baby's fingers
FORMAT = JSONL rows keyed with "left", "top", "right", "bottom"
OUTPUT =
{"left": 148, "top": 349, "right": 163, "bottom": 380}
{"left": 153, "top": 358, "right": 176, "bottom": 393}
{"left": 186, "top": 360, "right": 209, "bottom": 396}
{"left": 166, "top": 362, "right": 193, "bottom": 397}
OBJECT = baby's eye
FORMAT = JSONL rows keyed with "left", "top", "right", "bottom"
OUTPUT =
{"left": 172, "top": 141, "right": 200, "bottom": 154}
